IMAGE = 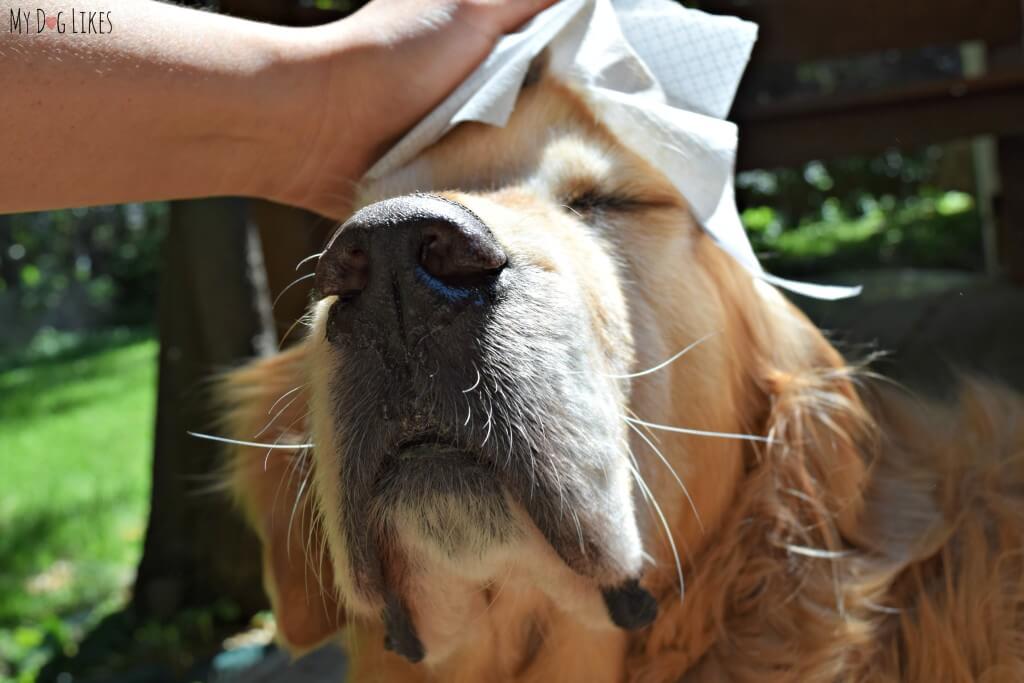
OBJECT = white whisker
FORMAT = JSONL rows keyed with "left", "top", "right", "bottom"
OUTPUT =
{"left": 624, "top": 416, "right": 772, "bottom": 443}
{"left": 462, "top": 363, "right": 482, "bottom": 393}
{"left": 286, "top": 466, "right": 312, "bottom": 554}
{"left": 607, "top": 331, "right": 719, "bottom": 379}
{"left": 785, "top": 544, "right": 852, "bottom": 560}
{"left": 626, "top": 457, "right": 684, "bottom": 602}
{"left": 267, "top": 385, "right": 304, "bottom": 416}
{"left": 254, "top": 392, "right": 304, "bottom": 439}
{"left": 187, "top": 431, "right": 314, "bottom": 450}
{"left": 626, "top": 421, "right": 704, "bottom": 534}
{"left": 295, "top": 252, "right": 324, "bottom": 271}
{"left": 569, "top": 507, "right": 587, "bottom": 558}
{"left": 481, "top": 397, "right": 494, "bottom": 447}
{"left": 264, "top": 412, "right": 310, "bottom": 471}
{"left": 272, "top": 272, "right": 316, "bottom": 310}
{"left": 279, "top": 312, "right": 314, "bottom": 349}
{"left": 505, "top": 423, "right": 514, "bottom": 471}
{"left": 864, "top": 600, "right": 903, "bottom": 615}
{"left": 626, "top": 406, "right": 662, "bottom": 446}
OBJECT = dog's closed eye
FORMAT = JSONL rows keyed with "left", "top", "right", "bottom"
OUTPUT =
{"left": 563, "top": 189, "right": 648, "bottom": 215}
{"left": 559, "top": 175, "right": 680, "bottom": 217}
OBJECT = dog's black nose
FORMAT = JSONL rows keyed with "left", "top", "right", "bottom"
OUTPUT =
{"left": 315, "top": 195, "right": 506, "bottom": 346}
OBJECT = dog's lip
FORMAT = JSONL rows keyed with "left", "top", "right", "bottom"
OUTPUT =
{"left": 389, "top": 431, "right": 485, "bottom": 467}
{"left": 393, "top": 431, "right": 462, "bottom": 457}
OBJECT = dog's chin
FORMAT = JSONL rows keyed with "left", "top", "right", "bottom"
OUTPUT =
{"left": 368, "top": 481, "right": 627, "bottom": 665}
{"left": 334, "top": 430, "right": 655, "bottom": 664}
{"left": 376, "top": 442, "right": 520, "bottom": 563}
{"left": 364, "top": 446, "right": 524, "bottom": 664}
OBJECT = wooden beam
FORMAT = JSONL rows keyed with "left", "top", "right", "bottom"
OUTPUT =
{"left": 701, "top": 0, "right": 1023, "bottom": 63}
{"left": 734, "top": 73, "right": 1024, "bottom": 170}
{"left": 997, "top": 134, "right": 1024, "bottom": 284}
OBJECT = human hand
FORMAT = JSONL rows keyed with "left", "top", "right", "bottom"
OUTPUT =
{"left": 267, "top": 0, "right": 557, "bottom": 220}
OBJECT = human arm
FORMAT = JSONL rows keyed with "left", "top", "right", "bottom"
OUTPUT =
{"left": 0, "top": 0, "right": 555, "bottom": 219}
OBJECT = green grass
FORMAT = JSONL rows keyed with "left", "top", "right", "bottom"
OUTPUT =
{"left": 0, "top": 329, "right": 157, "bottom": 682}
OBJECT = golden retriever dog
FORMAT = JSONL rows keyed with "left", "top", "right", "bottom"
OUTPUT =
{"left": 217, "top": 65, "right": 1024, "bottom": 682}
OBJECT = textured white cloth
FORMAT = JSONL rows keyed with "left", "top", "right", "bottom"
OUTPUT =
{"left": 366, "top": 0, "right": 860, "bottom": 300}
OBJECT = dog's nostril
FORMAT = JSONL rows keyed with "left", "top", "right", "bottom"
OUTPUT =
{"left": 336, "top": 247, "right": 369, "bottom": 290}
{"left": 418, "top": 219, "right": 507, "bottom": 288}
{"left": 344, "top": 247, "right": 368, "bottom": 270}
{"left": 316, "top": 237, "right": 370, "bottom": 299}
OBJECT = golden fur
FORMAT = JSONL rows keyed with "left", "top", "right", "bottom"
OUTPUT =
{"left": 219, "top": 74, "right": 1024, "bottom": 681}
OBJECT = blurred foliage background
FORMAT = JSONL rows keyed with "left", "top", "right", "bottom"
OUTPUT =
{"left": 0, "top": 4, "right": 997, "bottom": 682}
{"left": 0, "top": 204, "right": 167, "bottom": 348}
{"left": 740, "top": 150, "right": 982, "bottom": 276}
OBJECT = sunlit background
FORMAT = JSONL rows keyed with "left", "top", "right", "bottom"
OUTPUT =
{"left": 2, "top": 1, "right": 1021, "bottom": 681}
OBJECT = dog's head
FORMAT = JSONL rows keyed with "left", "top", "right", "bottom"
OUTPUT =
{"left": 223, "top": 70, "right": 869, "bottom": 671}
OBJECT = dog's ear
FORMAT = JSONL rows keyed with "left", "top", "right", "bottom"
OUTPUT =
{"left": 219, "top": 345, "right": 345, "bottom": 654}
{"left": 249, "top": 447, "right": 344, "bottom": 654}
{"left": 753, "top": 289, "right": 874, "bottom": 545}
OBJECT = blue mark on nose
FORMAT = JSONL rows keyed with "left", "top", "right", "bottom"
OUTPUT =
{"left": 415, "top": 265, "right": 485, "bottom": 306}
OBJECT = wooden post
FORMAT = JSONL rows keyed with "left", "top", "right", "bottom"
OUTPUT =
{"left": 988, "top": 38, "right": 1024, "bottom": 284}
{"left": 249, "top": 200, "right": 335, "bottom": 345}
{"left": 997, "top": 134, "right": 1024, "bottom": 284}
{"left": 133, "top": 198, "right": 276, "bottom": 617}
